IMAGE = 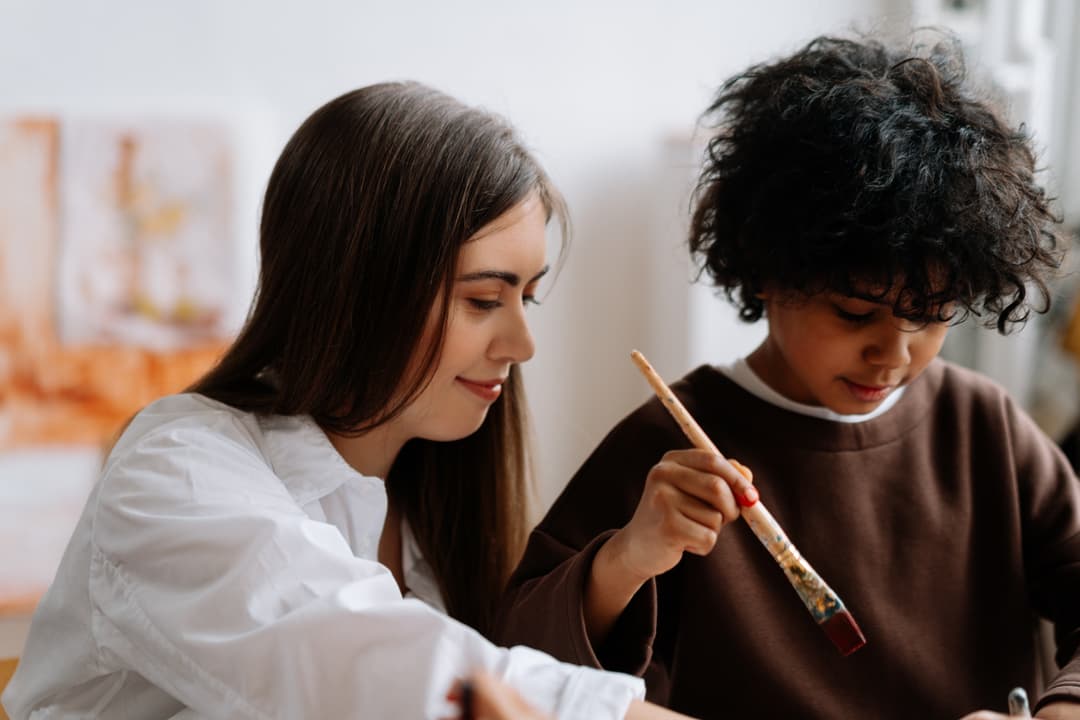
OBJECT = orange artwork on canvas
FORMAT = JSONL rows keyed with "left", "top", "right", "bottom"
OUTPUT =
{"left": 0, "top": 115, "right": 240, "bottom": 615}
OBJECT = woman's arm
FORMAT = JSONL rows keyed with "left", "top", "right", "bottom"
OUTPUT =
{"left": 91, "top": 418, "right": 643, "bottom": 719}
{"left": 462, "top": 673, "right": 695, "bottom": 720}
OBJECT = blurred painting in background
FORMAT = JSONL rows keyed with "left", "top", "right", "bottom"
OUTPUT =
{"left": 0, "top": 115, "right": 237, "bottom": 614}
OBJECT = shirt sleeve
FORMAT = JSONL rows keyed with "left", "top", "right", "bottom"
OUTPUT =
{"left": 495, "top": 529, "right": 659, "bottom": 676}
{"left": 1009, "top": 400, "right": 1080, "bottom": 711}
{"left": 88, "top": 419, "right": 644, "bottom": 720}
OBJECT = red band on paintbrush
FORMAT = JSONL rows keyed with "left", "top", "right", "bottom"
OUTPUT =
{"left": 728, "top": 459, "right": 759, "bottom": 507}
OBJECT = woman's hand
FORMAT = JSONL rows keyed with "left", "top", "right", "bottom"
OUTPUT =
{"left": 959, "top": 701, "right": 1080, "bottom": 719}
{"left": 585, "top": 449, "right": 752, "bottom": 645}
{"left": 451, "top": 672, "right": 551, "bottom": 720}
{"left": 448, "top": 672, "right": 699, "bottom": 720}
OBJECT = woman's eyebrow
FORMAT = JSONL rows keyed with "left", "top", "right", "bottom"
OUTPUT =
{"left": 456, "top": 266, "right": 549, "bottom": 286}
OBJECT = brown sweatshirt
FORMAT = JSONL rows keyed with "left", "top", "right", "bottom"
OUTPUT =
{"left": 495, "top": 359, "right": 1080, "bottom": 719}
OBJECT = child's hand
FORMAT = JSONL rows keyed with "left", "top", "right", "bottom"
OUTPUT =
{"left": 585, "top": 449, "right": 752, "bottom": 646}
{"left": 611, "top": 448, "right": 749, "bottom": 583}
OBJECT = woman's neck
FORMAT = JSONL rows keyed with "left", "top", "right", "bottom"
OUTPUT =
{"left": 325, "top": 421, "right": 408, "bottom": 480}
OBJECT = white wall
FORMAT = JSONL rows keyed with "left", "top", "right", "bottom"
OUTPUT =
{"left": 904, "top": 0, "right": 1080, "bottom": 435}
{"left": 0, "top": 0, "right": 908, "bottom": 516}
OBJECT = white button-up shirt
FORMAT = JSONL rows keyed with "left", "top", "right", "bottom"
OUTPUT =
{"left": 3, "top": 394, "right": 643, "bottom": 719}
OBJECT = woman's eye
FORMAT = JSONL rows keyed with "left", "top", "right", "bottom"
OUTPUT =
{"left": 467, "top": 298, "right": 501, "bottom": 311}
{"left": 836, "top": 307, "right": 874, "bottom": 323}
{"left": 466, "top": 293, "right": 541, "bottom": 311}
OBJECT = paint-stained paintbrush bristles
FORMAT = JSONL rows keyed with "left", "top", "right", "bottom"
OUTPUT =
{"left": 629, "top": 349, "right": 867, "bottom": 656}
{"left": 820, "top": 610, "right": 867, "bottom": 657}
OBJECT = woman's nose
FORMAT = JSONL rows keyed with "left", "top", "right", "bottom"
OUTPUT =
{"left": 491, "top": 307, "right": 535, "bottom": 364}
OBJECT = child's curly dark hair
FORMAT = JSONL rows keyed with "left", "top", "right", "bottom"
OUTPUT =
{"left": 689, "top": 33, "right": 1063, "bottom": 332}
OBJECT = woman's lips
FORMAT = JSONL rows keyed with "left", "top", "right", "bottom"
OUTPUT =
{"left": 456, "top": 377, "right": 504, "bottom": 402}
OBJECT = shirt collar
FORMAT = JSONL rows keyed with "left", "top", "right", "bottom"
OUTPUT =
{"left": 257, "top": 412, "right": 381, "bottom": 506}
{"left": 720, "top": 357, "right": 905, "bottom": 423}
{"left": 256, "top": 410, "right": 449, "bottom": 610}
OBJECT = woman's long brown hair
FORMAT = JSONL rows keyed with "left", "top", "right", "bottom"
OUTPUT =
{"left": 189, "top": 82, "right": 566, "bottom": 637}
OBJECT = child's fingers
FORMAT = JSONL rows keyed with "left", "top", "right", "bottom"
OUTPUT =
{"left": 660, "top": 449, "right": 756, "bottom": 501}
{"left": 654, "top": 451, "right": 743, "bottom": 519}
{"left": 727, "top": 458, "right": 753, "bottom": 481}
{"left": 721, "top": 459, "right": 756, "bottom": 505}
{"left": 672, "top": 510, "right": 722, "bottom": 555}
{"left": 722, "top": 457, "right": 758, "bottom": 505}
{"left": 674, "top": 491, "right": 730, "bottom": 536}
{"left": 641, "top": 480, "right": 726, "bottom": 555}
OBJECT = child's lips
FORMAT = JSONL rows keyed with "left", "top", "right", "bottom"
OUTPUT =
{"left": 843, "top": 378, "right": 895, "bottom": 402}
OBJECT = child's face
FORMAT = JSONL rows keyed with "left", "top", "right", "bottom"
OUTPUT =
{"left": 751, "top": 287, "right": 950, "bottom": 414}
{"left": 399, "top": 193, "right": 549, "bottom": 442}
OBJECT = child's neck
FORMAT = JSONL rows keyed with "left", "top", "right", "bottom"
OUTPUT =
{"left": 746, "top": 341, "right": 807, "bottom": 405}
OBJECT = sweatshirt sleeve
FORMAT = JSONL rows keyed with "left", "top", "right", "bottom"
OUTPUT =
{"left": 494, "top": 528, "right": 659, "bottom": 676}
{"left": 495, "top": 396, "right": 688, "bottom": 699}
{"left": 86, "top": 419, "right": 643, "bottom": 720}
{"left": 1009, "top": 400, "right": 1080, "bottom": 711}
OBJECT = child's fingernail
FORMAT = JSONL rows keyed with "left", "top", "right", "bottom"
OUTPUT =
{"left": 727, "top": 459, "right": 758, "bottom": 506}
{"left": 738, "top": 485, "right": 759, "bottom": 507}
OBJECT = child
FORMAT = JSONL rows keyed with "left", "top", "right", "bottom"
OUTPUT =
{"left": 495, "top": 34, "right": 1080, "bottom": 719}
{"left": 2, "top": 82, "right": 692, "bottom": 720}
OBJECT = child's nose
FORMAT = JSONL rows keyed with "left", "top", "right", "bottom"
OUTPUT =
{"left": 865, "top": 326, "right": 911, "bottom": 368}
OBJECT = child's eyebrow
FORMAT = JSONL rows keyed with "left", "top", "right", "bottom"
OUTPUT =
{"left": 456, "top": 266, "right": 549, "bottom": 287}
{"left": 841, "top": 291, "right": 950, "bottom": 321}
{"left": 839, "top": 290, "right": 892, "bottom": 305}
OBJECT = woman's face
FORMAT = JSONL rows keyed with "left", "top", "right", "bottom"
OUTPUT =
{"left": 399, "top": 192, "right": 549, "bottom": 442}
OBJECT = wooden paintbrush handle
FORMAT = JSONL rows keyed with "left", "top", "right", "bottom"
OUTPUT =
{"left": 630, "top": 351, "right": 759, "bottom": 506}
{"left": 630, "top": 350, "right": 846, "bottom": 620}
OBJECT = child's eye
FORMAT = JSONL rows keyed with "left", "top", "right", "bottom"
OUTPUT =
{"left": 835, "top": 307, "right": 874, "bottom": 323}
{"left": 523, "top": 295, "right": 540, "bottom": 308}
{"left": 467, "top": 298, "right": 501, "bottom": 311}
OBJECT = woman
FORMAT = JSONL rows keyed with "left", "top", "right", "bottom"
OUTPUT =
{"left": 2, "top": 83, "right": 692, "bottom": 719}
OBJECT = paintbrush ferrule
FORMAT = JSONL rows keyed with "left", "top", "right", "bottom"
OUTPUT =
{"left": 743, "top": 503, "right": 846, "bottom": 622}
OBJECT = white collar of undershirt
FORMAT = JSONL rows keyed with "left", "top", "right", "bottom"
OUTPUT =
{"left": 718, "top": 357, "right": 904, "bottom": 423}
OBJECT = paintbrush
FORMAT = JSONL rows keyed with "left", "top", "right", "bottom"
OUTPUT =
{"left": 1008, "top": 687, "right": 1031, "bottom": 718}
{"left": 460, "top": 679, "right": 475, "bottom": 720}
{"left": 630, "top": 350, "right": 867, "bottom": 656}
